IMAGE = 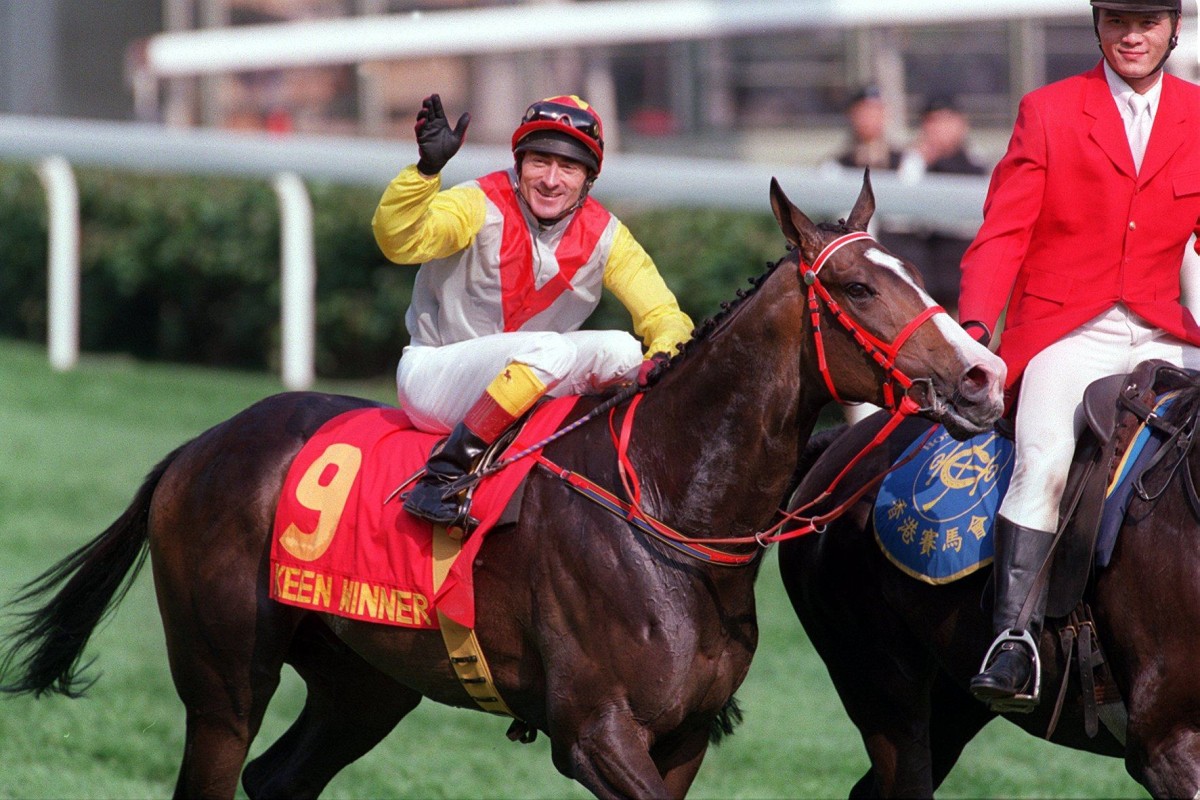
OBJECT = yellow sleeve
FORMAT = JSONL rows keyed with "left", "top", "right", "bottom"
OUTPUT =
{"left": 603, "top": 222, "right": 694, "bottom": 356}
{"left": 371, "top": 164, "right": 488, "bottom": 265}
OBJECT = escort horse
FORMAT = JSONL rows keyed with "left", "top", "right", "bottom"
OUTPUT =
{"left": 780, "top": 367, "right": 1200, "bottom": 798}
{"left": 0, "top": 175, "right": 1004, "bottom": 799}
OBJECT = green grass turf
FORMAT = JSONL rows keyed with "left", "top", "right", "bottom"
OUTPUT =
{"left": 0, "top": 339, "right": 1146, "bottom": 798}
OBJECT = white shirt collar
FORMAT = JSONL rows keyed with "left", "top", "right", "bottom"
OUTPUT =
{"left": 1103, "top": 60, "right": 1163, "bottom": 123}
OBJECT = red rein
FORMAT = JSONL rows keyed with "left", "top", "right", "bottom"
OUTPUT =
{"left": 537, "top": 232, "right": 948, "bottom": 564}
{"left": 603, "top": 231, "right": 946, "bottom": 559}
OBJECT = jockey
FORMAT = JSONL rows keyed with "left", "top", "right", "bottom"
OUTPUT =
{"left": 372, "top": 93, "right": 694, "bottom": 528}
{"left": 960, "top": 0, "right": 1200, "bottom": 711}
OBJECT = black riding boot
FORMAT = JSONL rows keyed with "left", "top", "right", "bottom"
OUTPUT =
{"left": 969, "top": 515, "right": 1056, "bottom": 712}
{"left": 403, "top": 422, "right": 489, "bottom": 526}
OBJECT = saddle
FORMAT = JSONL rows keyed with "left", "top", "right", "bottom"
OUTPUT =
{"left": 1033, "top": 359, "right": 1200, "bottom": 741}
{"left": 1047, "top": 358, "right": 1200, "bottom": 616}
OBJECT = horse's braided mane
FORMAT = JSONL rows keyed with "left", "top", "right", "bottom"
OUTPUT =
{"left": 637, "top": 260, "right": 776, "bottom": 388}
{"left": 641, "top": 220, "right": 852, "bottom": 388}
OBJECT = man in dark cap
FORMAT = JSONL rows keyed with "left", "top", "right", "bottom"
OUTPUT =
{"left": 886, "top": 94, "right": 988, "bottom": 308}
{"left": 833, "top": 85, "right": 903, "bottom": 171}
{"left": 900, "top": 94, "right": 987, "bottom": 180}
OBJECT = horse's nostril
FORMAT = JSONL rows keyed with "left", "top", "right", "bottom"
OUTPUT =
{"left": 960, "top": 365, "right": 992, "bottom": 400}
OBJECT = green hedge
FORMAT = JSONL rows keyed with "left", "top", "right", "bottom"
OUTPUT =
{"left": 0, "top": 161, "right": 785, "bottom": 379}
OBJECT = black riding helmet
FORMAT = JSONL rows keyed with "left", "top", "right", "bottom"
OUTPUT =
{"left": 1091, "top": 0, "right": 1182, "bottom": 67}
{"left": 1090, "top": 0, "right": 1179, "bottom": 10}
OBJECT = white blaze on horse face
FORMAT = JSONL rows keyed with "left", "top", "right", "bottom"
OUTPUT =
{"left": 934, "top": 315, "right": 1004, "bottom": 371}
{"left": 864, "top": 247, "right": 925, "bottom": 295}
{"left": 863, "top": 246, "right": 1007, "bottom": 392}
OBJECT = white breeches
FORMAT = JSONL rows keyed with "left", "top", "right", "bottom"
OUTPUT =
{"left": 396, "top": 329, "right": 644, "bottom": 433}
{"left": 1000, "top": 305, "right": 1200, "bottom": 531}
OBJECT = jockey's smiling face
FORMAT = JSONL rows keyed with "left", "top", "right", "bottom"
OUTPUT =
{"left": 1098, "top": 9, "right": 1177, "bottom": 92}
{"left": 518, "top": 151, "right": 589, "bottom": 221}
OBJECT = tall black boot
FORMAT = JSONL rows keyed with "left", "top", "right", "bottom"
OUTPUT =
{"left": 969, "top": 515, "right": 1056, "bottom": 712}
{"left": 403, "top": 422, "right": 489, "bottom": 526}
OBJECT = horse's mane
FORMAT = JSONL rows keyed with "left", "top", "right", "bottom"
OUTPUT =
{"left": 637, "top": 262, "right": 776, "bottom": 388}
{"left": 642, "top": 220, "right": 853, "bottom": 388}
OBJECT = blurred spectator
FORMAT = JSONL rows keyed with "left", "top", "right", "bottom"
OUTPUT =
{"left": 825, "top": 85, "right": 904, "bottom": 425}
{"left": 830, "top": 85, "right": 903, "bottom": 171}
{"left": 882, "top": 94, "right": 988, "bottom": 311}
{"left": 898, "top": 94, "right": 987, "bottom": 181}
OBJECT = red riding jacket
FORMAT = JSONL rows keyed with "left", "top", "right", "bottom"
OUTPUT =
{"left": 959, "top": 62, "right": 1200, "bottom": 388}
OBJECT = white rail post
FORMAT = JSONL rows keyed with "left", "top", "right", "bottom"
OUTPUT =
{"left": 272, "top": 172, "right": 317, "bottom": 390}
{"left": 36, "top": 156, "right": 80, "bottom": 372}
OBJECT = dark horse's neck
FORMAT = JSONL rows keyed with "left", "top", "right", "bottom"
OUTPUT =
{"left": 631, "top": 257, "right": 821, "bottom": 539}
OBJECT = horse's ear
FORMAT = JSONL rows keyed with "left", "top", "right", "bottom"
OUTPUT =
{"left": 845, "top": 168, "right": 876, "bottom": 232}
{"left": 770, "top": 177, "right": 822, "bottom": 261}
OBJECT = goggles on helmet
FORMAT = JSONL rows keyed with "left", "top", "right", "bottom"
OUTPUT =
{"left": 512, "top": 95, "right": 605, "bottom": 174}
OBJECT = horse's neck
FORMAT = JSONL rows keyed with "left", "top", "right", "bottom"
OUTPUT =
{"left": 635, "top": 268, "right": 823, "bottom": 535}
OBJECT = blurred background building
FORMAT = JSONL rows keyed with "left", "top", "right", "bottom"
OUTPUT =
{"left": 4, "top": 0, "right": 1197, "bottom": 169}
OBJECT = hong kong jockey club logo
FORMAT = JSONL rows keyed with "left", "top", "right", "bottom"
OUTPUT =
{"left": 873, "top": 425, "right": 1015, "bottom": 584}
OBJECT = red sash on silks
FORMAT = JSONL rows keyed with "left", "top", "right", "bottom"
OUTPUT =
{"left": 476, "top": 171, "right": 612, "bottom": 331}
{"left": 269, "top": 396, "right": 578, "bottom": 629}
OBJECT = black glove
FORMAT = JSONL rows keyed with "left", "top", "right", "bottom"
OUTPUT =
{"left": 637, "top": 353, "right": 673, "bottom": 387}
{"left": 961, "top": 320, "right": 991, "bottom": 347}
{"left": 414, "top": 94, "right": 470, "bottom": 176}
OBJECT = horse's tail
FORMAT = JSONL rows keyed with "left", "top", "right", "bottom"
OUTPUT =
{"left": 0, "top": 442, "right": 186, "bottom": 698}
{"left": 708, "top": 695, "right": 745, "bottom": 745}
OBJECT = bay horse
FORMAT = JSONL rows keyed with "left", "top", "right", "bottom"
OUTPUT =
{"left": 780, "top": 400, "right": 1200, "bottom": 798}
{"left": 0, "top": 175, "right": 1004, "bottom": 799}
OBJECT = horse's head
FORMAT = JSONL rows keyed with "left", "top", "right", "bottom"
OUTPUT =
{"left": 769, "top": 172, "right": 1006, "bottom": 439}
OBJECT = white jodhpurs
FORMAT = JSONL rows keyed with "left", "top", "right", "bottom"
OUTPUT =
{"left": 1000, "top": 305, "right": 1200, "bottom": 532}
{"left": 396, "top": 329, "right": 644, "bottom": 433}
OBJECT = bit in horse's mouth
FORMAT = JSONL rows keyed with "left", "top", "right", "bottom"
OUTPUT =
{"left": 941, "top": 399, "right": 1001, "bottom": 440}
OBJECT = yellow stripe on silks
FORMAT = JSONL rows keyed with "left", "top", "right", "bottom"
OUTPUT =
{"left": 485, "top": 362, "right": 547, "bottom": 418}
{"left": 431, "top": 523, "right": 518, "bottom": 718}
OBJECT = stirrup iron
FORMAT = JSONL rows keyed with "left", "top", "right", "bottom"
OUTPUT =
{"left": 977, "top": 628, "right": 1042, "bottom": 712}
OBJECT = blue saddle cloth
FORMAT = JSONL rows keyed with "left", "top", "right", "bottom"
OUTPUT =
{"left": 873, "top": 427, "right": 1013, "bottom": 584}
{"left": 873, "top": 392, "right": 1181, "bottom": 584}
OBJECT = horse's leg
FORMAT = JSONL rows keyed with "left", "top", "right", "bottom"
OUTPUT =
{"left": 549, "top": 708, "right": 673, "bottom": 800}
{"left": 159, "top": 579, "right": 296, "bottom": 800}
{"left": 1121, "top": 667, "right": 1200, "bottom": 795}
{"left": 241, "top": 618, "right": 423, "bottom": 799}
{"left": 1127, "top": 724, "right": 1200, "bottom": 799}
{"left": 848, "top": 770, "right": 884, "bottom": 798}
{"left": 820, "top": 643, "right": 938, "bottom": 797}
{"left": 927, "top": 670, "right": 994, "bottom": 791}
{"left": 1097, "top": 512, "right": 1200, "bottom": 797}
{"left": 790, "top": 585, "right": 937, "bottom": 798}
{"left": 652, "top": 727, "right": 712, "bottom": 798}
{"left": 151, "top": 481, "right": 298, "bottom": 798}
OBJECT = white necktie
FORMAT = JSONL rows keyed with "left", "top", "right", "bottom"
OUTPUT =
{"left": 1127, "top": 93, "right": 1151, "bottom": 173}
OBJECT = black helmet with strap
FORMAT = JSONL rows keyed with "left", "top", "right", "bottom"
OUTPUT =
{"left": 1090, "top": 0, "right": 1179, "bottom": 11}
{"left": 1090, "top": 0, "right": 1182, "bottom": 69}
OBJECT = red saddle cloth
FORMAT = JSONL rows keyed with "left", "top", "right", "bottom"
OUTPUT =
{"left": 270, "top": 397, "right": 578, "bottom": 629}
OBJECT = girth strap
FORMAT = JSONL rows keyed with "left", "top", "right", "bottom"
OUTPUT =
{"left": 1045, "top": 605, "right": 1125, "bottom": 744}
{"left": 431, "top": 523, "right": 534, "bottom": 742}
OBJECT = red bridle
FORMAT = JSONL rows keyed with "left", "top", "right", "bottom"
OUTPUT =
{"left": 521, "top": 231, "right": 955, "bottom": 563}
{"left": 800, "top": 230, "right": 945, "bottom": 414}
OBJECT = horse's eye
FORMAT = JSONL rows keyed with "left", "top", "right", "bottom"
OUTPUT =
{"left": 843, "top": 282, "right": 872, "bottom": 300}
